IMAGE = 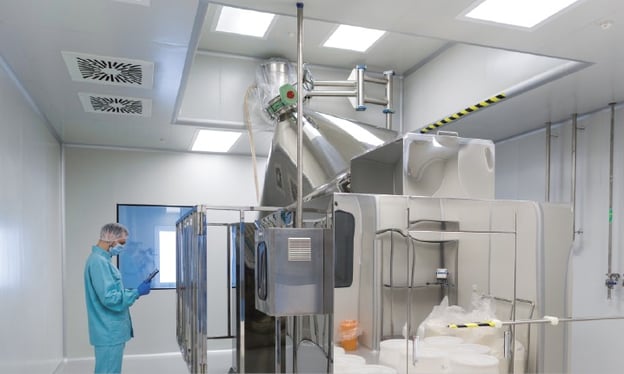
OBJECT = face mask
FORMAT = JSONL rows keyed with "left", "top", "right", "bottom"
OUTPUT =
{"left": 109, "top": 244, "right": 124, "bottom": 256}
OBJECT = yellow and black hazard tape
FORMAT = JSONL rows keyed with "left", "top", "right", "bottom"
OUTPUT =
{"left": 420, "top": 93, "right": 507, "bottom": 134}
{"left": 448, "top": 321, "right": 497, "bottom": 329}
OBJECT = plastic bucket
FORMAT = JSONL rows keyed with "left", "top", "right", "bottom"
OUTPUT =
{"left": 339, "top": 320, "right": 359, "bottom": 351}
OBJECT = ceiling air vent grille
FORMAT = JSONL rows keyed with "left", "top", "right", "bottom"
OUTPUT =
{"left": 62, "top": 52, "right": 154, "bottom": 88}
{"left": 78, "top": 93, "right": 152, "bottom": 117}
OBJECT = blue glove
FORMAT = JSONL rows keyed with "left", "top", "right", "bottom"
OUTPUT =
{"left": 137, "top": 280, "right": 151, "bottom": 296}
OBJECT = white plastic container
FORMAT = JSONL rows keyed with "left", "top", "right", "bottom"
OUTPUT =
{"left": 489, "top": 338, "right": 526, "bottom": 374}
{"left": 379, "top": 339, "right": 414, "bottom": 371}
{"left": 448, "top": 354, "right": 499, "bottom": 374}
{"left": 450, "top": 343, "right": 491, "bottom": 355}
{"left": 334, "top": 354, "right": 366, "bottom": 374}
{"left": 344, "top": 364, "right": 398, "bottom": 374}
{"left": 423, "top": 336, "right": 464, "bottom": 349}
{"left": 411, "top": 347, "right": 448, "bottom": 374}
{"left": 334, "top": 346, "right": 346, "bottom": 356}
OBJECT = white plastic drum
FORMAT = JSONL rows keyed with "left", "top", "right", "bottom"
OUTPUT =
{"left": 343, "top": 364, "right": 398, "bottom": 374}
{"left": 489, "top": 338, "right": 526, "bottom": 374}
{"left": 334, "top": 354, "right": 366, "bottom": 374}
{"left": 448, "top": 354, "right": 499, "bottom": 374}
{"left": 379, "top": 339, "right": 414, "bottom": 371}
{"left": 411, "top": 347, "right": 448, "bottom": 374}
{"left": 334, "top": 346, "right": 346, "bottom": 356}
{"left": 450, "top": 343, "right": 491, "bottom": 355}
{"left": 423, "top": 336, "right": 464, "bottom": 349}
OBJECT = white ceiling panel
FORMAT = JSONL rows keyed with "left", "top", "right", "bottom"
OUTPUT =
{"left": 0, "top": 0, "right": 622, "bottom": 156}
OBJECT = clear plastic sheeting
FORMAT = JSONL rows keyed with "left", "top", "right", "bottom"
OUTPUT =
{"left": 254, "top": 58, "right": 297, "bottom": 124}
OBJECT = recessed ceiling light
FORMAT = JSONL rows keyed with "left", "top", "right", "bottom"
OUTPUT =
{"left": 191, "top": 129, "right": 241, "bottom": 153}
{"left": 112, "top": 0, "right": 150, "bottom": 6}
{"left": 464, "top": 0, "right": 581, "bottom": 28}
{"left": 323, "top": 25, "right": 386, "bottom": 52}
{"left": 215, "top": 6, "right": 276, "bottom": 38}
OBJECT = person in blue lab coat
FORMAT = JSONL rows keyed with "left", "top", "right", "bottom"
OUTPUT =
{"left": 84, "top": 223, "right": 152, "bottom": 374}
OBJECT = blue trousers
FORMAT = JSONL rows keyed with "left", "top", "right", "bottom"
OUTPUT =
{"left": 94, "top": 343, "right": 125, "bottom": 374}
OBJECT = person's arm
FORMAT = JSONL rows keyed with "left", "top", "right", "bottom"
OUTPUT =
{"left": 87, "top": 259, "right": 139, "bottom": 312}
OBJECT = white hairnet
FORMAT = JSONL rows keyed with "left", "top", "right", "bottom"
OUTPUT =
{"left": 100, "top": 223, "right": 129, "bottom": 242}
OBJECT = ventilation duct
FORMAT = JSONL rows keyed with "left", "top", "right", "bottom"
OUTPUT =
{"left": 62, "top": 51, "right": 154, "bottom": 88}
{"left": 78, "top": 92, "right": 152, "bottom": 117}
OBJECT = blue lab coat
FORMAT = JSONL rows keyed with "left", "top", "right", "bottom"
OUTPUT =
{"left": 84, "top": 245, "right": 139, "bottom": 346}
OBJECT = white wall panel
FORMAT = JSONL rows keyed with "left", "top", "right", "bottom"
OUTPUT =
{"left": 494, "top": 106, "right": 624, "bottom": 374}
{"left": 64, "top": 147, "right": 266, "bottom": 358}
{"left": 402, "top": 43, "right": 569, "bottom": 132}
{"left": 0, "top": 61, "right": 62, "bottom": 373}
{"left": 495, "top": 129, "right": 547, "bottom": 202}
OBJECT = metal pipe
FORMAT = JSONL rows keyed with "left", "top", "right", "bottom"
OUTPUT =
{"left": 306, "top": 90, "right": 357, "bottom": 97}
{"left": 294, "top": 7, "right": 304, "bottom": 373}
{"left": 364, "top": 96, "right": 388, "bottom": 106}
{"left": 238, "top": 210, "right": 246, "bottom": 374}
{"left": 356, "top": 65, "right": 366, "bottom": 111}
{"left": 608, "top": 103, "right": 616, "bottom": 299}
{"left": 313, "top": 80, "right": 356, "bottom": 87}
{"left": 571, "top": 114, "right": 578, "bottom": 240}
{"left": 390, "top": 232, "right": 394, "bottom": 336}
{"left": 502, "top": 315, "right": 624, "bottom": 326}
{"left": 510, "top": 215, "right": 518, "bottom": 374}
{"left": 296, "top": 1, "right": 304, "bottom": 229}
{"left": 275, "top": 318, "right": 281, "bottom": 373}
{"left": 385, "top": 70, "right": 395, "bottom": 130}
{"left": 545, "top": 122, "right": 551, "bottom": 202}
{"left": 364, "top": 76, "right": 387, "bottom": 84}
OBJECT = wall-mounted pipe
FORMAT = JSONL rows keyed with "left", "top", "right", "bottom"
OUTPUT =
{"left": 571, "top": 114, "right": 578, "bottom": 241}
{"left": 607, "top": 103, "right": 616, "bottom": 299}
{"left": 384, "top": 70, "right": 395, "bottom": 130}
{"left": 546, "top": 122, "right": 551, "bottom": 202}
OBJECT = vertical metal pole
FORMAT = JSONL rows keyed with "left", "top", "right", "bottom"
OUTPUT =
{"left": 275, "top": 318, "right": 282, "bottom": 372}
{"left": 389, "top": 233, "right": 394, "bottom": 336}
{"left": 238, "top": 210, "right": 246, "bottom": 374}
{"left": 296, "top": 2, "right": 304, "bottom": 230}
{"left": 384, "top": 70, "right": 395, "bottom": 129}
{"left": 356, "top": 65, "right": 366, "bottom": 111}
{"left": 294, "top": 6, "right": 304, "bottom": 373}
{"left": 510, "top": 214, "right": 518, "bottom": 374}
{"left": 608, "top": 103, "right": 616, "bottom": 300}
{"left": 545, "top": 122, "right": 552, "bottom": 202}
{"left": 571, "top": 114, "right": 578, "bottom": 240}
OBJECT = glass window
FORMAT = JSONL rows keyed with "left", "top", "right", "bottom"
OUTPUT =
{"left": 117, "top": 204, "right": 193, "bottom": 289}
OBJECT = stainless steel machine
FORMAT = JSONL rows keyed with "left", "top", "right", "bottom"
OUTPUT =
{"left": 175, "top": 50, "right": 572, "bottom": 373}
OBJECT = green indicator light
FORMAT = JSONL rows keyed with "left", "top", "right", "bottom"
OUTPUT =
{"left": 609, "top": 208, "right": 613, "bottom": 223}
{"left": 279, "top": 84, "right": 297, "bottom": 105}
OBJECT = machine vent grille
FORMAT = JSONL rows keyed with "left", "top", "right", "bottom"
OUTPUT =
{"left": 62, "top": 51, "right": 154, "bottom": 88}
{"left": 78, "top": 93, "right": 152, "bottom": 117}
{"left": 288, "top": 237, "right": 312, "bottom": 262}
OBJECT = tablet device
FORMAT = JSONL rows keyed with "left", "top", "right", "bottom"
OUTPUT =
{"left": 145, "top": 269, "right": 159, "bottom": 282}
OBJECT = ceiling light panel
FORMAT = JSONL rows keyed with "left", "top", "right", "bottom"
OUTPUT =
{"left": 62, "top": 51, "right": 154, "bottom": 88}
{"left": 112, "top": 0, "right": 151, "bottom": 6}
{"left": 215, "top": 6, "right": 276, "bottom": 38}
{"left": 191, "top": 129, "right": 241, "bottom": 153}
{"left": 323, "top": 25, "right": 386, "bottom": 52}
{"left": 463, "top": 0, "right": 581, "bottom": 28}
